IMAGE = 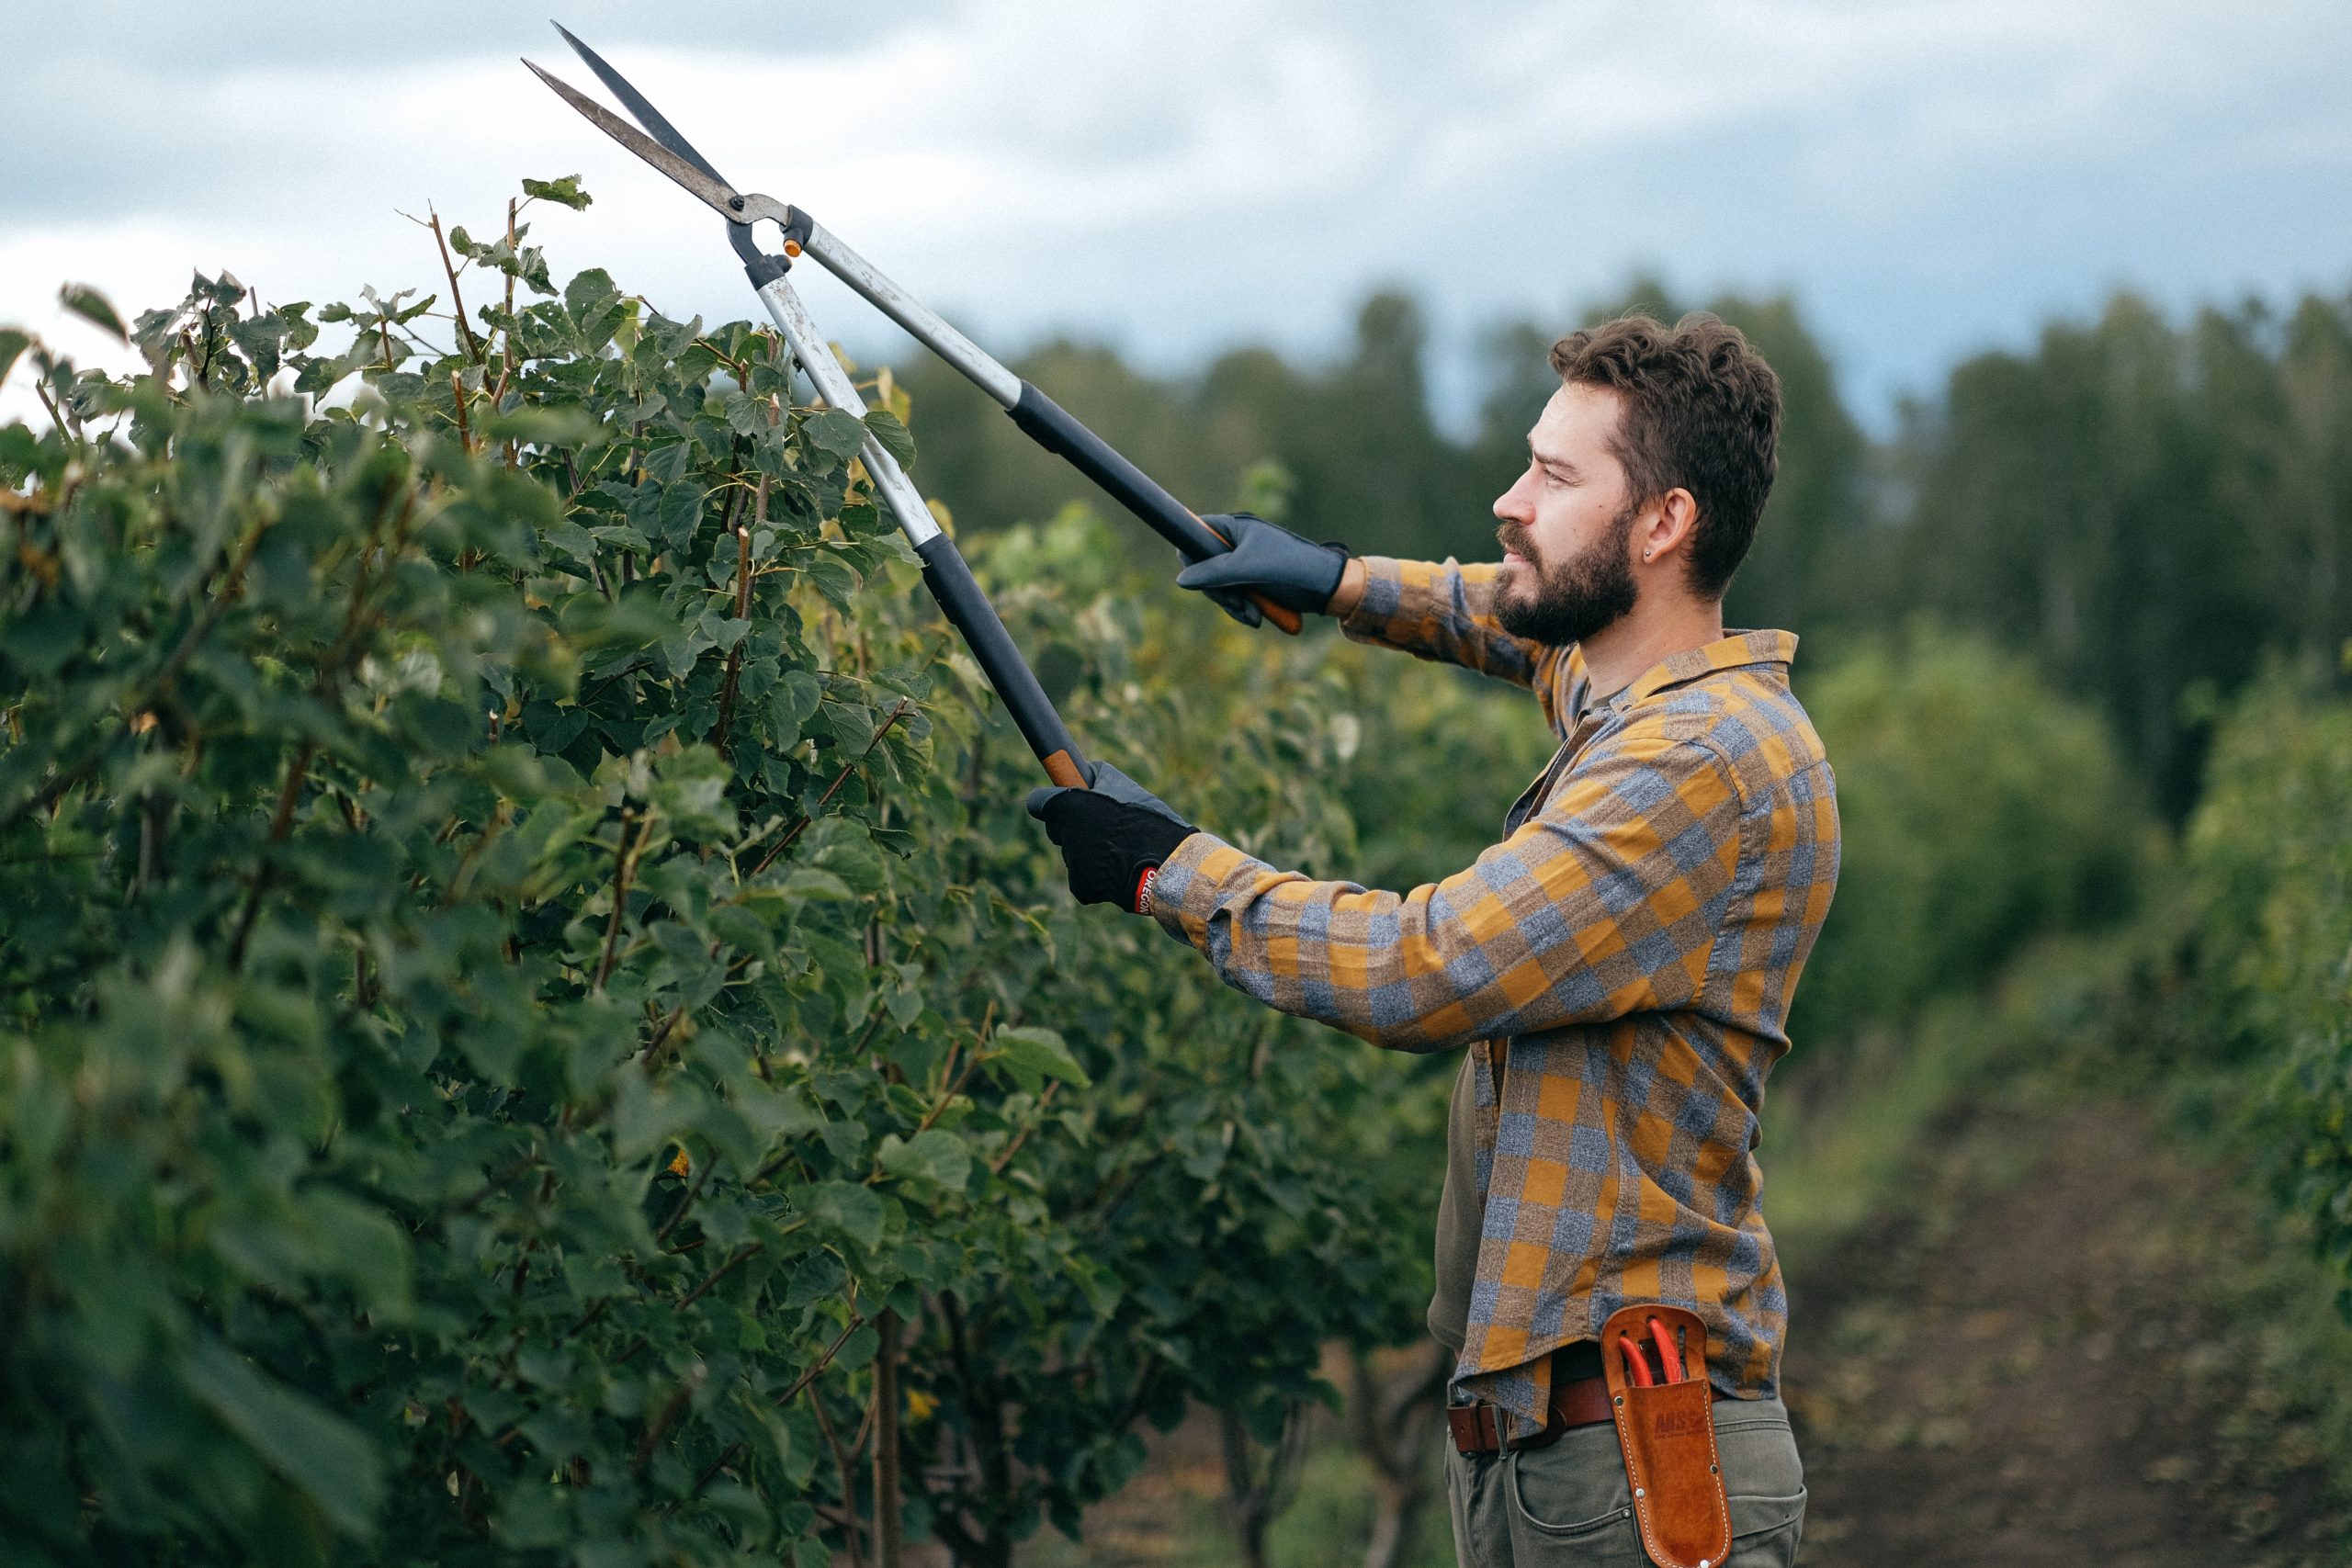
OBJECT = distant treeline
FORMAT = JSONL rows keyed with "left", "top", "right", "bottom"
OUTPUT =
{"left": 899, "top": 279, "right": 2352, "bottom": 817}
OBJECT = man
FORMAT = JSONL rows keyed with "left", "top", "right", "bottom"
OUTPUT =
{"left": 1029, "top": 313, "right": 1838, "bottom": 1567}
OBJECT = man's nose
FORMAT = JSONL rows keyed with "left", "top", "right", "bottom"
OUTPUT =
{"left": 1494, "top": 479, "right": 1532, "bottom": 522}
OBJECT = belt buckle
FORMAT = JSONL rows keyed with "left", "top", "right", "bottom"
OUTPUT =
{"left": 1446, "top": 1401, "right": 1562, "bottom": 1454}
{"left": 1446, "top": 1403, "right": 1499, "bottom": 1453}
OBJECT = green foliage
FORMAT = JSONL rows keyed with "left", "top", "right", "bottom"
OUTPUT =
{"left": 0, "top": 185, "right": 1460, "bottom": 1567}
{"left": 1789, "top": 628, "right": 2153, "bottom": 1055}
{"left": 1887, "top": 290, "right": 2352, "bottom": 817}
{"left": 2182, "top": 660, "right": 2352, "bottom": 1285}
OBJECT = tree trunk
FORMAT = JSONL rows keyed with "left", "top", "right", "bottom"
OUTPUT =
{"left": 875, "top": 1310, "right": 903, "bottom": 1568}
{"left": 927, "top": 1292, "right": 1017, "bottom": 1568}
{"left": 1351, "top": 1343, "right": 1452, "bottom": 1568}
{"left": 1220, "top": 1401, "right": 1309, "bottom": 1568}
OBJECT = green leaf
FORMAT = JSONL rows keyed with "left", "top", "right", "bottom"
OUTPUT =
{"left": 0, "top": 327, "right": 32, "bottom": 389}
{"left": 478, "top": 404, "right": 600, "bottom": 450}
{"left": 803, "top": 552, "right": 859, "bottom": 612}
{"left": 724, "top": 389, "right": 773, "bottom": 437}
{"left": 803, "top": 1181, "right": 884, "bottom": 1250}
{"left": 557, "top": 590, "right": 672, "bottom": 650}
{"left": 656, "top": 480, "right": 707, "bottom": 547}
{"left": 707, "top": 902, "right": 775, "bottom": 961}
{"left": 564, "top": 265, "right": 618, "bottom": 322}
{"left": 777, "top": 867, "right": 856, "bottom": 903}
{"left": 775, "top": 668, "right": 822, "bottom": 730}
{"left": 1, "top": 599, "right": 83, "bottom": 678}
{"left": 0, "top": 422, "right": 37, "bottom": 478}
{"left": 990, "top": 1025, "right": 1091, "bottom": 1089}
{"left": 181, "top": 1338, "right": 384, "bottom": 1540}
{"left": 522, "top": 174, "right": 594, "bottom": 211}
{"left": 395, "top": 692, "right": 478, "bottom": 758}
{"left": 803, "top": 409, "right": 868, "bottom": 461}
{"left": 861, "top": 408, "right": 915, "bottom": 472}
{"left": 877, "top": 1128, "right": 971, "bottom": 1191}
{"left": 58, "top": 283, "right": 128, "bottom": 343}
{"left": 300, "top": 1190, "right": 415, "bottom": 1320}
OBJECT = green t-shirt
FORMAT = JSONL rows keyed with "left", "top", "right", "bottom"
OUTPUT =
{"left": 1429, "top": 1050, "right": 1485, "bottom": 1352}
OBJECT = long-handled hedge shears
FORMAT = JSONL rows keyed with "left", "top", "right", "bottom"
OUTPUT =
{"left": 522, "top": 37, "right": 1097, "bottom": 787}
{"left": 526, "top": 26, "right": 1302, "bottom": 638}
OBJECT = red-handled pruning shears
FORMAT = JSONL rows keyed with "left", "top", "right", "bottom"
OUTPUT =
{"left": 1649, "top": 1315, "right": 1687, "bottom": 1383}
{"left": 1618, "top": 1315, "right": 1690, "bottom": 1386}
{"left": 527, "top": 26, "right": 1302, "bottom": 637}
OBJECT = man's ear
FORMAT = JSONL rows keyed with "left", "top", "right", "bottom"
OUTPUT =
{"left": 1637, "top": 489, "right": 1700, "bottom": 565}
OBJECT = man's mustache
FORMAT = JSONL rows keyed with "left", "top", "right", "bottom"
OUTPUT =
{"left": 1496, "top": 522, "right": 1540, "bottom": 567}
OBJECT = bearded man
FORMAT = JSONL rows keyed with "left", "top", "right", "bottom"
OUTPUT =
{"left": 1028, "top": 313, "right": 1839, "bottom": 1568}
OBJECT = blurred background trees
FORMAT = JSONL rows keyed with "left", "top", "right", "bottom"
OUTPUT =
{"left": 901, "top": 279, "right": 2352, "bottom": 820}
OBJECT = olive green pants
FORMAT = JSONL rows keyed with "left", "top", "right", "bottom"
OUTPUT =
{"left": 1444, "top": 1395, "right": 1806, "bottom": 1567}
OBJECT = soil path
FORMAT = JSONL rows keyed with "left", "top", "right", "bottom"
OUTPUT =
{"left": 1018, "top": 1091, "right": 2350, "bottom": 1566}
{"left": 1782, "top": 1095, "right": 2348, "bottom": 1567}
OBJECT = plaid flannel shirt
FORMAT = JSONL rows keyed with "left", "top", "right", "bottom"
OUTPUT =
{"left": 1148, "top": 556, "right": 1839, "bottom": 1431}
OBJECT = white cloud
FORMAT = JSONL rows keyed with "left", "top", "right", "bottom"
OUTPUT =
{"left": 6, "top": 0, "right": 2350, "bottom": 432}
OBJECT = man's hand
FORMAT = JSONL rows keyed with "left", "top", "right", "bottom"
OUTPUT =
{"left": 1181, "top": 513, "right": 1350, "bottom": 620}
{"left": 1025, "top": 762, "right": 1197, "bottom": 913}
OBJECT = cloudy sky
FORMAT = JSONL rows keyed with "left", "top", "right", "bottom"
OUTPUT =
{"left": 7, "top": 0, "right": 2350, "bottom": 432}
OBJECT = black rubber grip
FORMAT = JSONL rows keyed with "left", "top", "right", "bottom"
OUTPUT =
{"left": 1007, "top": 382, "right": 1230, "bottom": 562}
{"left": 915, "top": 533, "right": 1089, "bottom": 782}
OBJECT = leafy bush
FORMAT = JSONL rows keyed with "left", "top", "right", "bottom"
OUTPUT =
{"left": 3, "top": 171, "right": 2198, "bottom": 1568}
{"left": 0, "top": 185, "right": 1478, "bottom": 1568}
{"left": 1790, "top": 626, "right": 2153, "bottom": 1056}
{"left": 2182, "top": 661, "right": 2352, "bottom": 1284}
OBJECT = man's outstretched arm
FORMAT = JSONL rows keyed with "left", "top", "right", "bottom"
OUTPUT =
{"left": 1176, "top": 515, "right": 1565, "bottom": 702}
{"left": 1335, "top": 555, "right": 1565, "bottom": 696}
{"left": 1143, "top": 727, "right": 1746, "bottom": 1052}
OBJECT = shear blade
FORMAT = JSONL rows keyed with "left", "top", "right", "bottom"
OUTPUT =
{"left": 522, "top": 57, "right": 748, "bottom": 224}
{"left": 552, "top": 23, "right": 731, "bottom": 187}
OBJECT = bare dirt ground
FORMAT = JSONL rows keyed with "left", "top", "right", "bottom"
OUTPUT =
{"left": 1012, "top": 1090, "right": 2352, "bottom": 1567}
{"left": 1783, "top": 1095, "right": 2351, "bottom": 1568}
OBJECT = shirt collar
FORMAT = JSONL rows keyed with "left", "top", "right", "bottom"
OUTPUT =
{"left": 1577, "top": 629, "right": 1799, "bottom": 708}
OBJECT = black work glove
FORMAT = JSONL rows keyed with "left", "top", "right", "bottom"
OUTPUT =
{"left": 1179, "top": 513, "right": 1350, "bottom": 622}
{"left": 1024, "top": 761, "right": 1197, "bottom": 913}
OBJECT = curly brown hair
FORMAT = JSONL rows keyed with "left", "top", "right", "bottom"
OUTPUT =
{"left": 1548, "top": 312, "right": 1781, "bottom": 601}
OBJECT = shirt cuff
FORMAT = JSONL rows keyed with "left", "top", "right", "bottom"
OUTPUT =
{"left": 1145, "top": 829, "right": 1262, "bottom": 947}
{"left": 1335, "top": 555, "right": 1407, "bottom": 643}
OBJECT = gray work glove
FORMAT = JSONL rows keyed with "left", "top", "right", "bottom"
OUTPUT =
{"left": 1179, "top": 513, "right": 1350, "bottom": 618}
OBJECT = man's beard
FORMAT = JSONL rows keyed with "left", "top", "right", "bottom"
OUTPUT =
{"left": 1494, "top": 501, "right": 1640, "bottom": 646}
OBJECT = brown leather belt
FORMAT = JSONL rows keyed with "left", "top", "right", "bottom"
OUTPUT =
{"left": 1446, "top": 1364, "right": 1616, "bottom": 1453}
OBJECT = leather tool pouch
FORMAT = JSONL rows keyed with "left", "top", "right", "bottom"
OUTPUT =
{"left": 1600, "top": 1303, "right": 1733, "bottom": 1568}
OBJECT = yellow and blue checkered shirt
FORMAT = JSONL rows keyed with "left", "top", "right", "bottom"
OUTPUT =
{"left": 1148, "top": 556, "right": 1839, "bottom": 1429}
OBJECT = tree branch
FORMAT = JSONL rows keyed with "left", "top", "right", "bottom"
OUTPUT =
{"left": 424, "top": 209, "right": 484, "bottom": 364}
{"left": 594, "top": 807, "right": 643, "bottom": 991}
{"left": 226, "top": 736, "right": 318, "bottom": 972}
{"left": 749, "top": 701, "right": 914, "bottom": 878}
{"left": 689, "top": 1309, "right": 869, "bottom": 1499}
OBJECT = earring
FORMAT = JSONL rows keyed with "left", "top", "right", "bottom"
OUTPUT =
{"left": 1643, "top": 549, "right": 1654, "bottom": 561}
